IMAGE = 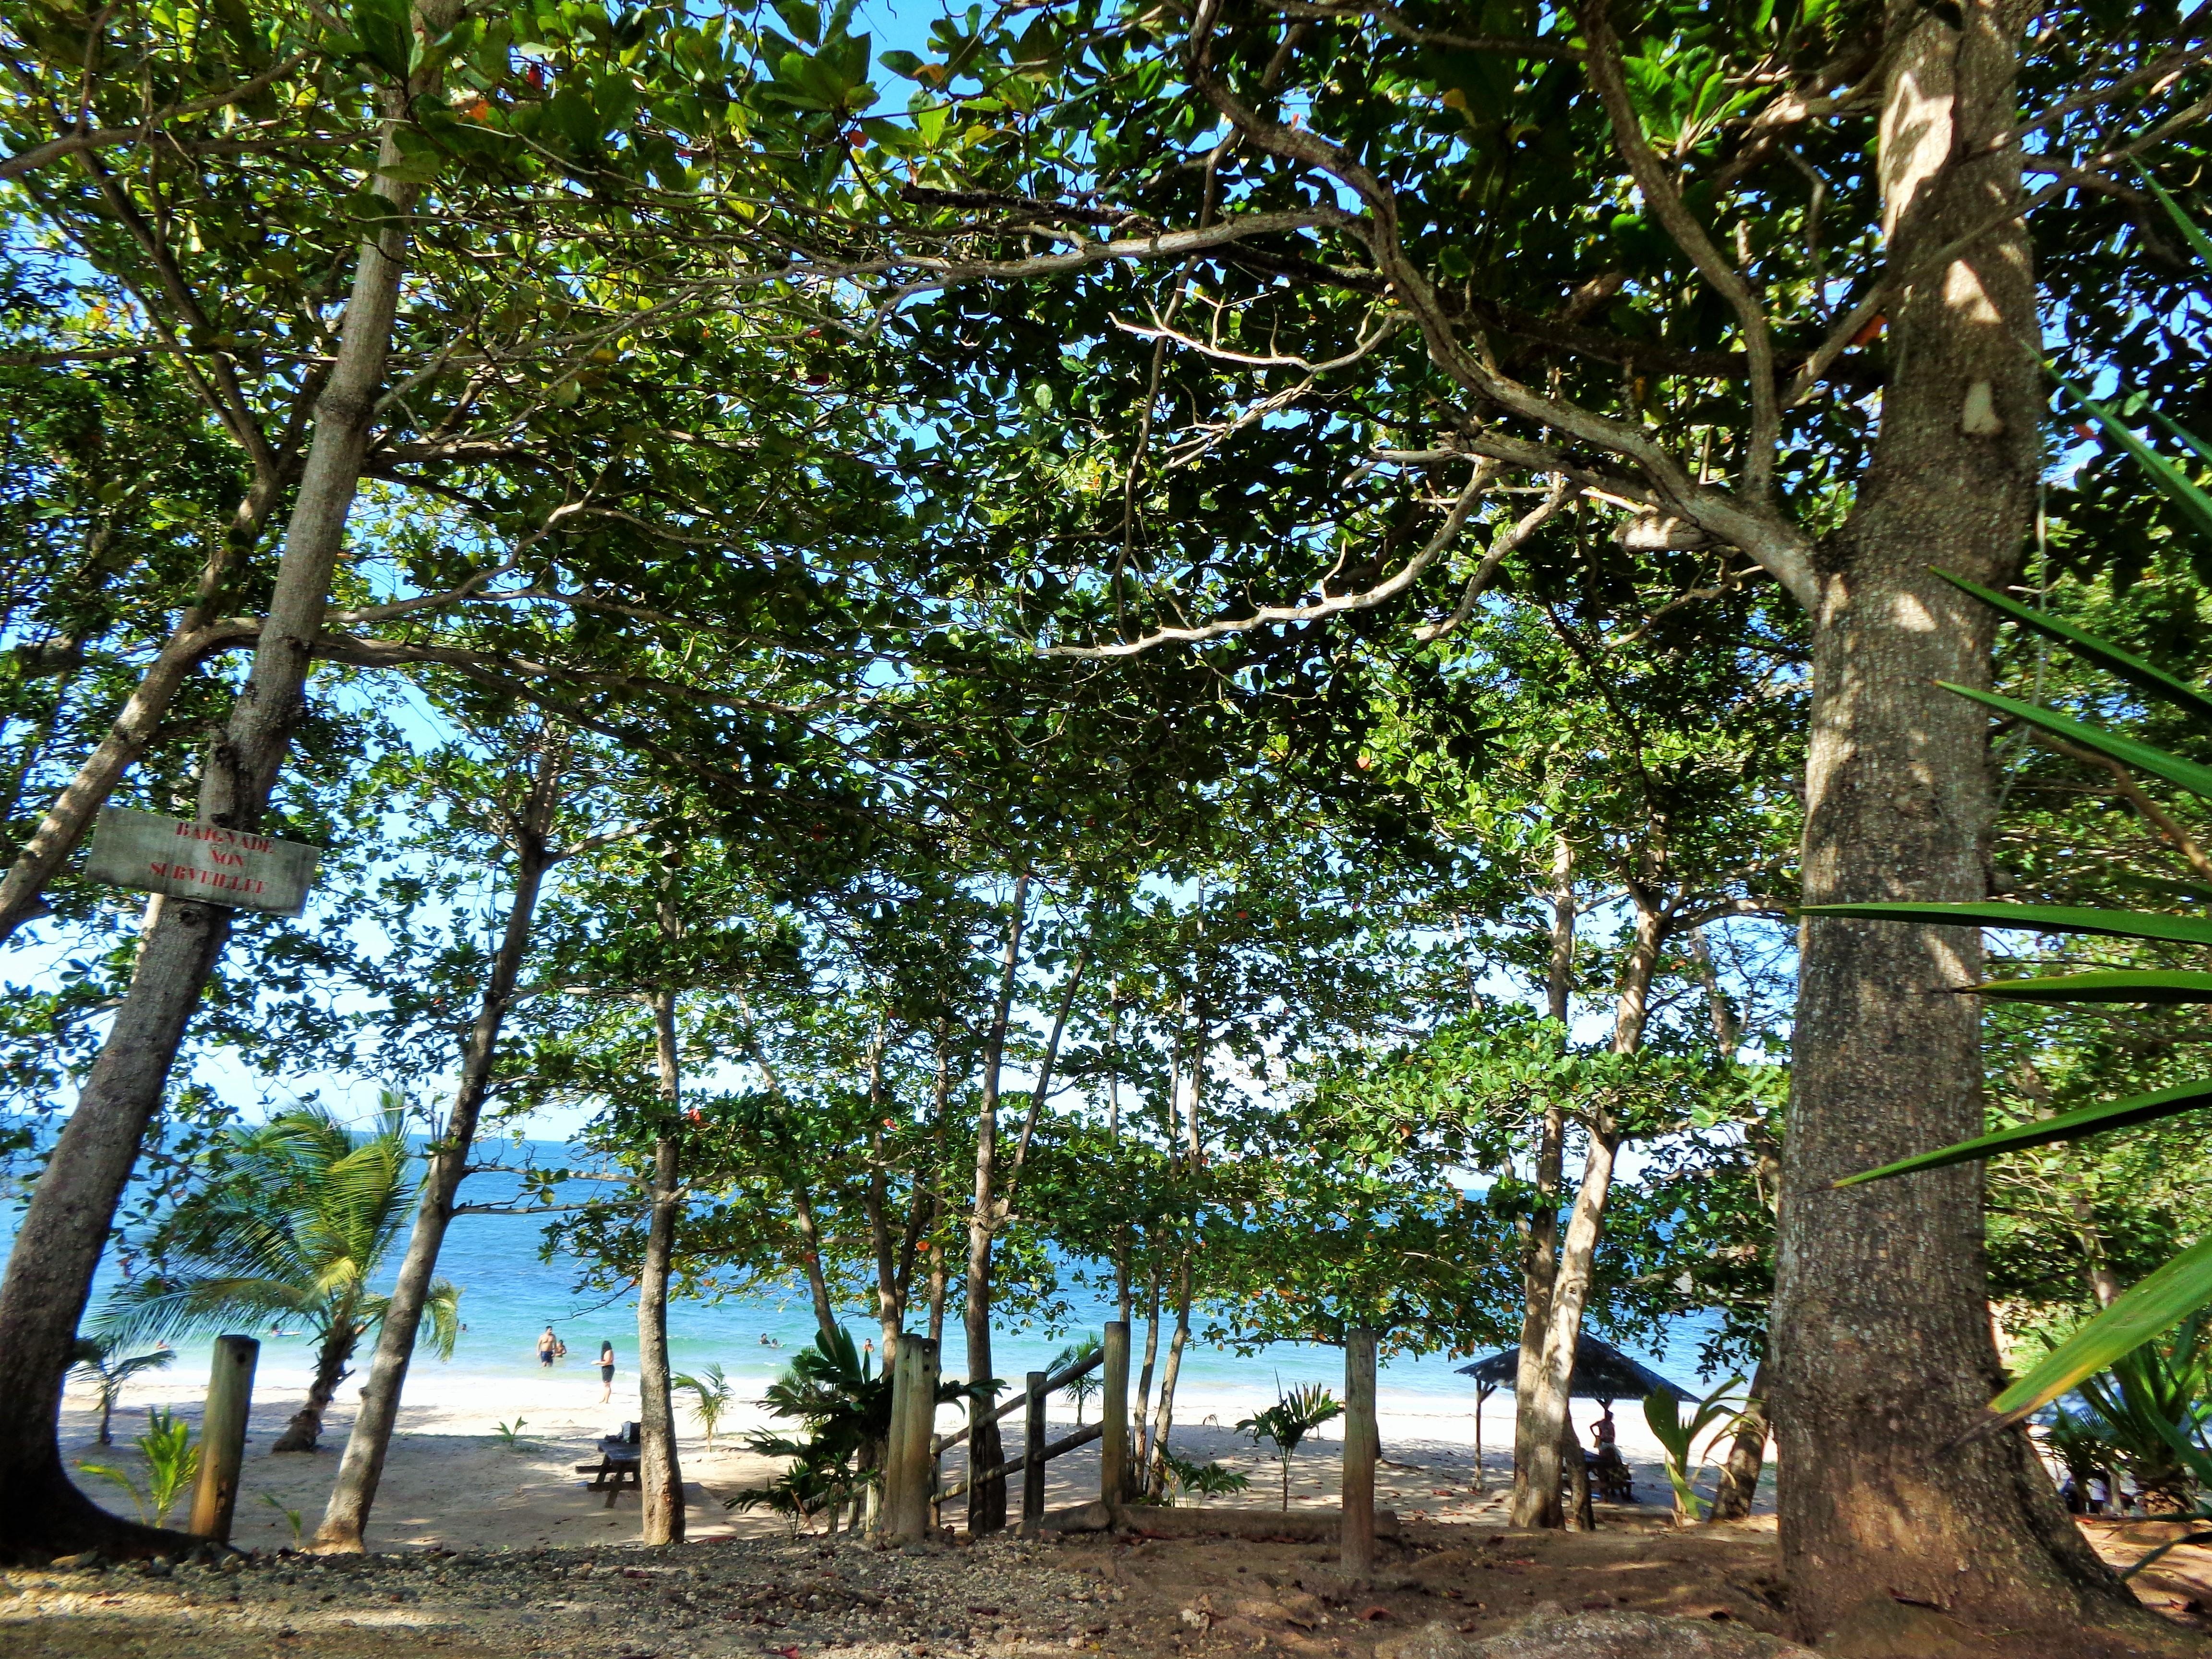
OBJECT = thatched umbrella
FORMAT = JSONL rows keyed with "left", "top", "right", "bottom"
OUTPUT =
{"left": 1454, "top": 1335, "right": 1693, "bottom": 1480}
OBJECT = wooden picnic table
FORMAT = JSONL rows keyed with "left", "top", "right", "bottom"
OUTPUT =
{"left": 576, "top": 1436, "right": 641, "bottom": 1507}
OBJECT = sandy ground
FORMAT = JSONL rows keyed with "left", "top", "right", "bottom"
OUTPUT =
{"left": 20, "top": 1361, "right": 2212, "bottom": 1659}
{"left": 58, "top": 1360, "right": 1760, "bottom": 1553}
{"left": 5, "top": 1506, "right": 2209, "bottom": 1659}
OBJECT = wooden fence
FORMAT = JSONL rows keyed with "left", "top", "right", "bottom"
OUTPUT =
{"left": 876, "top": 1319, "right": 1380, "bottom": 1583}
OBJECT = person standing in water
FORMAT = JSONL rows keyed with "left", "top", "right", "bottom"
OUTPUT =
{"left": 538, "top": 1327, "right": 558, "bottom": 1368}
{"left": 599, "top": 1340, "right": 616, "bottom": 1404}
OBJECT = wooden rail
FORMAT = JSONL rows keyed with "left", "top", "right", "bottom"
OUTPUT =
{"left": 937, "top": 1418, "right": 1103, "bottom": 1503}
{"left": 933, "top": 1346, "right": 1105, "bottom": 1451}
{"left": 881, "top": 1323, "right": 1127, "bottom": 1542}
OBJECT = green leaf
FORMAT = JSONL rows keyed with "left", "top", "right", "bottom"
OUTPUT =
{"left": 1936, "top": 681, "right": 2212, "bottom": 805}
{"left": 376, "top": 152, "right": 444, "bottom": 183}
{"left": 350, "top": 0, "right": 412, "bottom": 79}
{"left": 772, "top": 0, "right": 821, "bottom": 47}
{"left": 1980, "top": 1235, "right": 2212, "bottom": 1431}
{"left": 1834, "top": 1076, "right": 2212, "bottom": 1188}
{"left": 2054, "top": 373, "right": 2212, "bottom": 552}
{"left": 340, "top": 188, "right": 404, "bottom": 228}
{"left": 1971, "top": 970, "right": 2212, "bottom": 1004}
{"left": 1936, "top": 571, "right": 2212, "bottom": 727}
{"left": 878, "top": 49, "right": 924, "bottom": 77}
{"left": 1802, "top": 901, "right": 2212, "bottom": 949}
{"left": 2132, "top": 161, "right": 2212, "bottom": 274}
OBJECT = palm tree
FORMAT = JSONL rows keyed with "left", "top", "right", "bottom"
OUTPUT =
{"left": 672, "top": 1363, "right": 734, "bottom": 1447}
{"left": 96, "top": 1099, "right": 460, "bottom": 1453}
{"left": 67, "top": 1335, "right": 174, "bottom": 1445}
{"left": 1050, "top": 1337, "right": 1104, "bottom": 1426}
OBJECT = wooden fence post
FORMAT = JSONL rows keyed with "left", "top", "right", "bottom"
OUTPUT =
{"left": 881, "top": 1336, "right": 914, "bottom": 1538}
{"left": 1342, "top": 1328, "right": 1377, "bottom": 1581}
{"left": 889, "top": 1336, "right": 940, "bottom": 1542}
{"left": 1022, "top": 1370, "right": 1047, "bottom": 1536}
{"left": 929, "top": 1432, "right": 944, "bottom": 1534}
{"left": 188, "top": 1334, "right": 258, "bottom": 1542}
{"left": 1100, "top": 1321, "right": 1129, "bottom": 1512}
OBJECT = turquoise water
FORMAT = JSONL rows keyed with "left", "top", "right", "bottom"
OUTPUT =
{"left": 11, "top": 1140, "right": 1720, "bottom": 1418}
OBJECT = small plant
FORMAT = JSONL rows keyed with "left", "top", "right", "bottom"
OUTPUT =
{"left": 1159, "top": 1448, "right": 1250, "bottom": 1506}
{"left": 728, "top": 1328, "right": 993, "bottom": 1537}
{"left": 1050, "top": 1337, "right": 1104, "bottom": 1425}
{"left": 673, "top": 1363, "right": 735, "bottom": 1447}
{"left": 78, "top": 1406, "right": 200, "bottom": 1526}
{"left": 1237, "top": 1383, "right": 1344, "bottom": 1511}
{"left": 729, "top": 1459, "right": 846, "bottom": 1538}
{"left": 493, "top": 1418, "right": 531, "bottom": 1449}
{"left": 1643, "top": 1379, "right": 1745, "bottom": 1526}
{"left": 261, "top": 1491, "right": 305, "bottom": 1547}
{"left": 68, "top": 1335, "right": 174, "bottom": 1445}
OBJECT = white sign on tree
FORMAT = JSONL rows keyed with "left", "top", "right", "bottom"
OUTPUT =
{"left": 83, "top": 807, "right": 321, "bottom": 917}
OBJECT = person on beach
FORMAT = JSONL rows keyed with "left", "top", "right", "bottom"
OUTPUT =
{"left": 538, "top": 1327, "right": 557, "bottom": 1368}
{"left": 599, "top": 1340, "right": 616, "bottom": 1404}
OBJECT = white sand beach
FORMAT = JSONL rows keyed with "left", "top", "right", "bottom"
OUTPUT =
{"left": 60, "top": 1351, "right": 1766, "bottom": 1554}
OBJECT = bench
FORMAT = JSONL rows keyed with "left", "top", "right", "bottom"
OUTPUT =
{"left": 577, "top": 1430, "right": 642, "bottom": 1507}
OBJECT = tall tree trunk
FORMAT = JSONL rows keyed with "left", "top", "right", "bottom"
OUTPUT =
{"left": 1135, "top": 1262, "right": 1162, "bottom": 1471}
{"left": 271, "top": 1318, "right": 355, "bottom": 1454}
{"left": 965, "top": 874, "right": 1028, "bottom": 1534}
{"left": 0, "top": 13, "right": 453, "bottom": 1558}
{"left": 1518, "top": 887, "right": 1661, "bottom": 1528}
{"left": 637, "top": 846, "right": 688, "bottom": 1548}
{"left": 1710, "top": 1359, "right": 1769, "bottom": 1522}
{"left": 314, "top": 742, "right": 561, "bottom": 1551}
{"left": 731, "top": 985, "right": 844, "bottom": 1349}
{"left": 865, "top": 1025, "right": 903, "bottom": 1355}
{"left": 787, "top": 1179, "right": 842, "bottom": 1346}
{"left": 1144, "top": 1252, "right": 1193, "bottom": 1500}
{"left": 1770, "top": 1, "right": 2145, "bottom": 1637}
{"left": 926, "top": 1241, "right": 948, "bottom": 1348}
{"left": 919, "top": 1020, "right": 953, "bottom": 1350}
{"left": 1511, "top": 834, "right": 1575, "bottom": 1527}
{"left": 638, "top": 1126, "right": 685, "bottom": 1545}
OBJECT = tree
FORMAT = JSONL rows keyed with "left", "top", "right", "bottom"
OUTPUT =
{"left": 1237, "top": 1384, "right": 1344, "bottom": 1513}
{"left": 813, "top": 0, "right": 2203, "bottom": 1631}
{"left": 97, "top": 1101, "right": 459, "bottom": 1454}
{"left": 314, "top": 716, "right": 638, "bottom": 1551}
{"left": 65, "top": 1337, "right": 173, "bottom": 1448}
{"left": 0, "top": 0, "right": 472, "bottom": 1555}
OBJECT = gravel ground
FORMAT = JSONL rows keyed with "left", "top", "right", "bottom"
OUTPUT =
{"left": 9, "top": 1513, "right": 2206, "bottom": 1659}
{"left": 3, "top": 1531, "right": 1149, "bottom": 1659}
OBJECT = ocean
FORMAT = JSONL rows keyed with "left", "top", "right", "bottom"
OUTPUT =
{"left": 12, "top": 1138, "right": 1723, "bottom": 1431}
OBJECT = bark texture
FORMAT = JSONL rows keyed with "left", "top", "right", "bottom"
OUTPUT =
{"left": 1770, "top": 0, "right": 2146, "bottom": 1637}
{"left": 638, "top": 1127, "right": 685, "bottom": 1545}
{"left": 313, "top": 758, "right": 558, "bottom": 1550}
{"left": 963, "top": 875, "right": 1027, "bottom": 1535}
{"left": 1144, "top": 1254, "right": 1194, "bottom": 1501}
{"left": 1516, "top": 880, "right": 1662, "bottom": 1528}
{"left": 1510, "top": 836, "right": 1574, "bottom": 1528}
{"left": 270, "top": 1321, "right": 355, "bottom": 1454}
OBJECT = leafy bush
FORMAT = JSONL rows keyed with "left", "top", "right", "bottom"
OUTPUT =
{"left": 726, "top": 1329, "right": 991, "bottom": 1534}
{"left": 1158, "top": 1448, "right": 1251, "bottom": 1506}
